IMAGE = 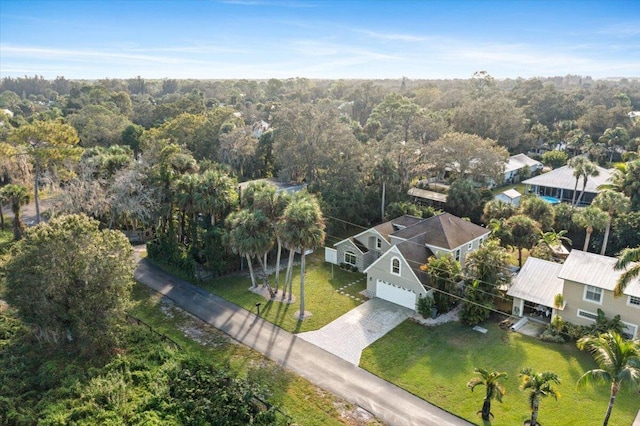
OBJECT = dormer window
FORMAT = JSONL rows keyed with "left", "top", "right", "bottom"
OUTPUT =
{"left": 391, "top": 257, "right": 401, "bottom": 275}
{"left": 376, "top": 238, "right": 382, "bottom": 250}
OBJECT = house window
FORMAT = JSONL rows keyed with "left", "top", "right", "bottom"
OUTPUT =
{"left": 577, "top": 309, "right": 598, "bottom": 321}
{"left": 629, "top": 296, "right": 640, "bottom": 308}
{"left": 391, "top": 258, "right": 401, "bottom": 275}
{"left": 467, "top": 242, "right": 473, "bottom": 251}
{"left": 376, "top": 238, "right": 382, "bottom": 250}
{"left": 455, "top": 249, "right": 461, "bottom": 261}
{"left": 584, "top": 285, "right": 602, "bottom": 304}
{"left": 621, "top": 322, "right": 638, "bottom": 340}
{"left": 344, "top": 251, "right": 356, "bottom": 266}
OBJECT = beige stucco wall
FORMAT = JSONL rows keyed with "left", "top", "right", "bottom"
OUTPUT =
{"left": 562, "top": 280, "right": 639, "bottom": 338}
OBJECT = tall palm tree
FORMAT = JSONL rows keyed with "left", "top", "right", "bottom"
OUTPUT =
{"left": 599, "top": 160, "right": 640, "bottom": 211}
{"left": 0, "top": 184, "right": 30, "bottom": 240}
{"left": 599, "top": 127, "right": 629, "bottom": 163}
{"left": 196, "top": 167, "right": 238, "bottom": 227}
{"left": 519, "top": 367, "right": 561, "bottom": 426}
{"left": 241, "top": 181, "right": 290, "bottom": 294}
{"left": 175, "top": 173, "right": 201, "bottom": 244}
{"left": 280, "top": 192, "right": 325, "bottom": 317}
{"left": 577, "top": 331, "right": 640, "bottom": 426}
{"left": 592, "top": 190, "right": 630, "bottom": 255}
{"left": 467, "top": 368, "right": 508, "bottom": 421}
{"left": 575, "top": 160, "right": 600, "bottom": 207}
{"left": 573, "top": 206, "right": 608, "bottom": 252}
{"left": 373, "top": 157, "right": 398, "bottom": 221}
{"left": 505, "top": 214, "right": 540, "bottom": 268}
{"left": 614, "top": 246, "right": 640, "bottom": 297}
{"left": 569, "top": 156, "right": 588, "bottom": 206}
{"left": 226, "top": 209, "right": 275, "bottom": 297}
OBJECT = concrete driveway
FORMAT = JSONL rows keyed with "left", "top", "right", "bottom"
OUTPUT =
{"left": 297, "top": 298, "right": 413, "bottom": 365}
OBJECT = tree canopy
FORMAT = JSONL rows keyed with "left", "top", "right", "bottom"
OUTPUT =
{"left": 5, "top": 214, "right": 135, "bottom": 354}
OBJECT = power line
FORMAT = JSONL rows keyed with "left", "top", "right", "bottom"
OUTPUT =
{"left": 321, "top": 212, "right": 557, "bottom": 319}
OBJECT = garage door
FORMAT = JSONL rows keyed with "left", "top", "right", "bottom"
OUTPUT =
{"left": 376, "top": 279, "right": 416, "bottom": 310}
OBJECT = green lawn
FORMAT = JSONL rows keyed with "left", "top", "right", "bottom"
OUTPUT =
{"left": 360, "top": 320, "right": 640, "bottom": 426}
{"left": 200, "top": 251, "right": 368, "bottom": 333}
{"left": 130, "top": 284, "right": 382, "bottom": 425}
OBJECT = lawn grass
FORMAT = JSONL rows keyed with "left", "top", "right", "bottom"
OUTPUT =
{"left": 200, "top": 251, "right": 368, "bottom": 333}
{"left": 130, "top": 284, "right": 381, "bottom": 425}
{"left": 360, "top": 319, "right": 640, "bottom": 426}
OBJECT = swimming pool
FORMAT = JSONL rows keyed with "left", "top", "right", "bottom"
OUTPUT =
{"left": 539, "top": 195, "right": 560, "bottom": 204}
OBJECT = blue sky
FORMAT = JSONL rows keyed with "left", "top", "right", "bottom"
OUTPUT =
{"left": 1, "top": 0, "right": 639, "bottom": 80}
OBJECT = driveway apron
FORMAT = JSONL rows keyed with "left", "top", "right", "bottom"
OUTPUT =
{"left": 298, "top": 298, "right": 412, "bottom": 365}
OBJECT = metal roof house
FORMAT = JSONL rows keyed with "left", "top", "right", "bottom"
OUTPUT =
{"left": 522, "top": 165, "right": 612, "bottom": 206}
{"left": 508, "top": 250, "right": 640, "bottom": 339}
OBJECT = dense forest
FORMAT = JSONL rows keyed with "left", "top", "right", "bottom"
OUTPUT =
{"left": 1, "top": 73, "right": 639, "bottom": 256}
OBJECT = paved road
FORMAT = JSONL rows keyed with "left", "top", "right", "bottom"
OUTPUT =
{"left": 134, "top": 257, "right": 472, "bottom": 426}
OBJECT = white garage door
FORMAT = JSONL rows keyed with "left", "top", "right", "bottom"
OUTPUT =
{"left": 376, "top": 279, "right": 416, "bottom": 310}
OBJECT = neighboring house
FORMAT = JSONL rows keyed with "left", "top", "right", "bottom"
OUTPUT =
{"left": 522, "top": 165, "right": 612, "bottom": 206}
{"left": 330, "top": 213, "right": 490, "bottom": 310}
{"left": 407, "top": 187, "right": 447, "bottom": 209}
{"left": 495, "top": 188, "right": 522, "bottom": 206}
{"left": 237, "top": 177, "right": 307, "bottom": 202}
{"left": 503, "top": 154, "right": 543, "bottom": 185}
{"left": 508, "top": 251, "right": 640, "bottom": 339}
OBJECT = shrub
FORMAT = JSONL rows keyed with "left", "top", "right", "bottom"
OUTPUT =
{"left": 417, "top": 295, "right": 435, "bottom": 319}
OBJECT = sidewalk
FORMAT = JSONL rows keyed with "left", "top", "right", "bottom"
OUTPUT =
{"left": 134, "top": 258, "right": 472, "bottom": 426}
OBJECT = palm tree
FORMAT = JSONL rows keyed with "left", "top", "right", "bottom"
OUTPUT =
{"left": 175, "top": 173, "right": 201, "bottom": 244}
{"left": 535, "top": 229, "right": 572, "bottom": 260}
{"left": 519, "top": 367, "right": 561, "bottom": 426}
{"left": 373, "top": 157, "right": 398, "bottom": 221}
{"left": 573, "top": 206, "right": 608, "bottom": 252}
{"left": 599, "top": 160, "right": 640, "bottom": 211}
{"left": 196, "top": 167, "right": 238, "bottom": 227}
{"left": 614, "top": 246, "right": 640, "bottom": 297}
{"left": 569, "top": 156, "right": 588, "bottom": 206}
{"left": 505, "top": 214, "right": 540, "bottom": 268}
{"left": 575, "top": 160, "right": 600, "bottom": 207}
{"left": 279, "top": 192, "right": 325, "bottom": 318}
{"left": 599, "top": 127, "right": 629, "bottom": 163}
{"left": 467, "top": 368, "right": 508, "bottom": 421}
{"left": 241, "top": 181, "right": 291, "bottom": 294}
{"left": 538, "top": 229, "right": 571, "bottom": 250}
{"left": 0, "top": 184, "right": 30, "bottom": 240}
{"left": 577, "top": 331, "right": 640, "bottom": 426}
{"left": 592, "top": 190, "right": 630, "bottom": 255}
{"left": 226, "top": 209, "right": 275, "bottom": 297}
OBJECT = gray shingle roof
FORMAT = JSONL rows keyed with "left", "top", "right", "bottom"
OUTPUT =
{"left": 393, "top": 212, "right": 489, "bottom": 250}
{"left": 522, "top": 165, "right": 612, "bottom": 192}
{"left": 507, "top": 257, "right": 564, "bottom": 307}
{"left": 396, "top": 234, "right": 434, "bottom": 285}
{"left": 374, "top": 215, "right": 424, "bottom": 242}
